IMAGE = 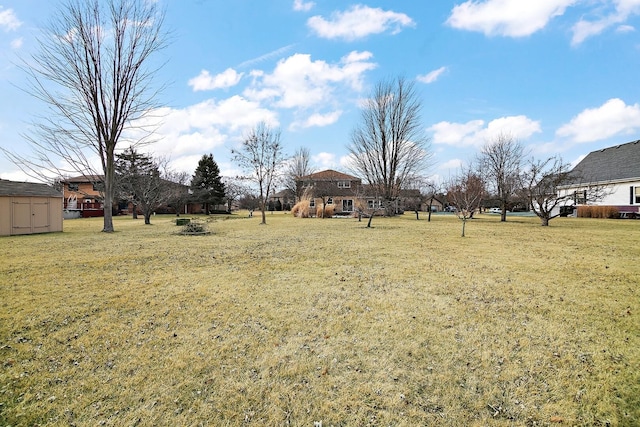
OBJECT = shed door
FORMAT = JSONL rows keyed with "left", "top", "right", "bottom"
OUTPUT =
{"left": 12, "top": 198, "right": 33, "bottom": 235}
{"left": 32, "top": 200, "right": 50, "bottom": 233}
{"left": 11, "top": 197, "right": 51, "bottom": 235}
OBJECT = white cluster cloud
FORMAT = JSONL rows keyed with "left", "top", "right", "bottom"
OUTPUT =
{"left": 571, "top": 0, "right": 640, "bottom": 45}
{"left": 313, "top": 152, "right": 337, "bottom": 168}
{"left": 439, "top": 158, "right": 465, "bottom": 171}
{"left": 188, "top": 68, "right": 243, "bottom": 91}
{"left": 289, "top": 110, "right": 342, "bottom": 131}
{"left": 10, "top": 37, "right": 22, "bottom": 49}
{"left": 446, "top": 0, "right": 576, "bottom": 37}
{"left": 556, "top": 98, "right": 640, "bottom": 142}
{"left": 0, "top": 7, "right": 21, "bottom": 31}
{"left": 243, "top": 51, "right": 376, "bottom": 110}
{"left": 293, "top": 0, "right": 315, "bottom": 12}
{"left": 132, "top": 96, "right": 278, "bottom": 173}
{"left": 446, "top": 0, "right": 640, "bottom": 45}
{"left": 152, "top": 48, "right": 378, "bottom": 174}
{"left": 417, "top": 66, "right": 447, "bottom": 84}
{"left": 307, "top": 5, "right": 415, "bottom": 41}
{"left": 429, "top": 115, "right": 542, "bottom": 147}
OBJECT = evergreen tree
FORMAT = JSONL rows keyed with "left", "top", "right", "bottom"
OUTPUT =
{"left": 191, "top": 154, "right": 225, "bottom": 214}
{"left": 115, "top": 147, "right": 156, "bottom": 219}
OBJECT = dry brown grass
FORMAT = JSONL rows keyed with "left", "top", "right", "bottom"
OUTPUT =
{"left": 292, "top": 200, "right": 311, "bottom": 218}
{"left": 577, "top": 205, "right": 620, "bottom": 219}
{"left": 1, "top": 212, "right": 638, "bottom": 426}
{"left": 316, "top": 204, "right": 336, "bottom": 218}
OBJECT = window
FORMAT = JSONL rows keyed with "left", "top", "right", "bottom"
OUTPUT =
{"left": 635, "top": 186, "right": 640, "bottom": 204}
{"left": 327, "top": 197, "right": 333, "bottom": 205}
{"left": 337, "top": 181, "right": 351, "bottom": 189}
{"left": 68, "top": 183, "right": 79, "bottom": 191}
{"left": 342, "top": 199, "right": 353, "bottom": 212}
{"left": 368, "top": 200, "right": 382, "bottom": 209}
{"left": 309, "top": 198, "right": 315, "bottom": 208}
{"left": 92, "top": 182, "right": 104, "bottom": 192}
{"left": 574, "top": 190, "right": 586, "bottom": 205}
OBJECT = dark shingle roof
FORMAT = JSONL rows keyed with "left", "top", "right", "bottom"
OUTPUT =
{"left": 0, "top": 179, "right": 63, "bottom": 197}
{"left": 299, "top": 169, "right": 360, "bottom": 182}
{"left": 60, "top": 174, "right": 104, "bottom": 183}
{"left": 566, "top": 139, "right": 640, "bottom": 184}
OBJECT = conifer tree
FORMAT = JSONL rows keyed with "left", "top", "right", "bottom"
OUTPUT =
{"left": 190, "top": 154, "right": 225, "bottom": 214}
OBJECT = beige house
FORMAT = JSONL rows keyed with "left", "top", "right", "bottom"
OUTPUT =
{"left": 295, "top": 169, "right": 438, "bottom": 215}
{"left": 0, "top": 179, "right": 63, "bottom": 236}
{"left": 296, "top": 170, "right": 364, "bottom": 214}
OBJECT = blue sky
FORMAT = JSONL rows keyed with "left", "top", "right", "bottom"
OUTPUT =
{"left": 2, "top": 0, "right": 640, "bottom": 184}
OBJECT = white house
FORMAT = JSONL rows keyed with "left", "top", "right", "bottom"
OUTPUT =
{"left": 558, "top": 139, "right": 640, "bottom": 215}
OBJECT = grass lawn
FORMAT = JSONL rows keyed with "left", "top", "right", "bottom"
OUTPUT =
{"left": 1, "top": 212, "right": 638, "bottom": 426}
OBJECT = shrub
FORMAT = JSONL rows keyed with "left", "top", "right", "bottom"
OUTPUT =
{"left": 316, "top": 204, "right": 335, "bottom": 218}
{"left": 577, "top": 206, "right": 619, "bottom": 219}
{"left": 179, "top": 220, "right": 210, "bottom": 235}
{"left": 292, "top": 200, "right": 311, "bottom": 218}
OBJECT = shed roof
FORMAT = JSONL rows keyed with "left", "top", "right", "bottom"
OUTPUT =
{"left": 566, "top": 139, "right": 640, "bottom": 184}
{"left": 0, "top": 179, "right": 63, "bottom": 197}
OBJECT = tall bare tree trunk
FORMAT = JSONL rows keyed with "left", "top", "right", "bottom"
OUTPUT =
{"left": 2, "top": 0, "right": 167, "bottom": 233}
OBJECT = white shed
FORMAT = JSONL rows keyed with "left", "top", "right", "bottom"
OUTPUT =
{"left": 0, "top": 179, "right": 63, "bottom": 236}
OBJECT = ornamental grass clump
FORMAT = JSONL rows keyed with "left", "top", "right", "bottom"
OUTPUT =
{"left": 577, "top": 205, "right": 619, "bottom": 218}
{"left": 316, "top": 204, "right": 335, "bottom": 218}
{"left": 292, "top": 200, "right": 311, "bottom": 218}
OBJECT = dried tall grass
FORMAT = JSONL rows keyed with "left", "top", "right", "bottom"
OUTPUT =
{"left": 316, "top": 203, "right": 335, "bottom": 218}
{"left": 292, "top": 200, "right": 311, "bottom": 217}
{"left": 577, "top": 205, "right": 619, "bottom": 218}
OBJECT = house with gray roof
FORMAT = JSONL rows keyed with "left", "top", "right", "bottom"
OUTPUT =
{"left": 558, "top": 139, "right": 640, "bottom": 214}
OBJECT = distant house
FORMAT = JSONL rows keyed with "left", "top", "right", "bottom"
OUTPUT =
{"left": 294, "top": 169, "right": 428, "bottom": 215}
{"left": 60, "top": 175, "right": 106, "bottom": 218}
{"left": 558, "top": 139, "right": 640, "bottom": 214}
{"left": 0, "top": 179, "right": 63, "bottom": 236}
{"left": 296, "top": 170, "right": 364, "bottom": 215}
{"left": 60, "top": 174, "right": 199, "bottom": 217}
{"left": 423, "top": 193, "right": 446, "bottom": 212}
{"left": 269, "top": 189, "right": 295, "bottom": 210}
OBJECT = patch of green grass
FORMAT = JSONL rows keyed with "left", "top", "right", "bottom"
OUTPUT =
{"left": 1, "top": 213, "right": 638, "bottom": 426}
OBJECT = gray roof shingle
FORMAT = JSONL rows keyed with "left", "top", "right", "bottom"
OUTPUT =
{"left": 566, "top": 139, "right": 640, "bottom": 184}
{"left": 0, "top": 179, "right": 63, "bottom": 197}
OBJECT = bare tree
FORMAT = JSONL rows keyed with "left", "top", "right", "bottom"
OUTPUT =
{"left": 232, "top": 122, "right": 287, "bottom": 225}
{"left": 347, "top": 76, "right": 432, "bottom": 216}
{"left": 2, "top": 0, "right": 167, "bottom": 232}
{"left": 115, "top": 149, "right": 176, "bottom": 225}
{"left": 523, "top": 156, "right": 611, "bottom": 226}
{"left": 402, "top": 175, "right": 438, "bottom": 220}
{"left": 479, "top": 133, "right": 525, "bottom": 222}
{"left": 352, "top": 184, "right": 383, "bottom": 228}
{"left": 446, "top": 168, "right": 486, "bottom": 237}
{"left": 285, "top": 147, "right": 315, "bottom": 203}
{"left": 164, "top": 170, "right": 191, "bottom": 216}
{"left": 222, "top": 176, "right": 250, "bottom": 213}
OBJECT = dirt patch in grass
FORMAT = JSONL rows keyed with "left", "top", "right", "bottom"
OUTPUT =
{"left": 1, "top": 213, "right": 638, "bottom": 425}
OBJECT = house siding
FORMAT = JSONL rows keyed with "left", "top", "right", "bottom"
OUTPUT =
{"left": 558, "top": 140, "right": 640, "bottom": 214}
